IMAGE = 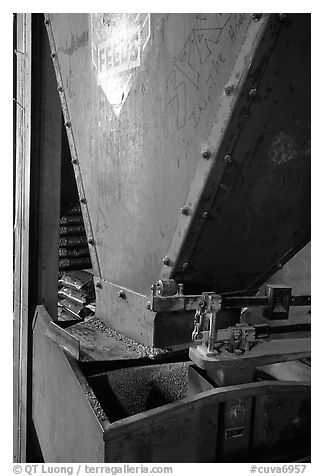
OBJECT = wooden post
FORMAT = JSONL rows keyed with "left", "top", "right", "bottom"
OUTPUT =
{"left": 29, "top": 14, "right": 61, "bottom": 320}
{"left": 13, "top": 13, "right": 62, "bottom": 462}
{"left": 13, "top": 13, "right": 32, "bottom": 463}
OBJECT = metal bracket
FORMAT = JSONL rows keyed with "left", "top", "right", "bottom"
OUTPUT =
{"left": 149, "top": 280, "right": 310, "bottom": 315}
{"left": 193, "top": 309, "right": 269, "bottom": 357}
{"left": 191, "top": 293, "right": 222, "bottom": 356}
{"left": 263, "top": 284, "right": 292, "bottom": 320}
{"left": 148, "top": 279, "right": 311, "bottom": 357}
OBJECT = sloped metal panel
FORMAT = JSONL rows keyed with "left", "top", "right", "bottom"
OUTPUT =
{"left": 47, "top": 13, "right": 264, "bottom": 295}
{"left": 172, "top": 13, "right": 311, "bottom": 294}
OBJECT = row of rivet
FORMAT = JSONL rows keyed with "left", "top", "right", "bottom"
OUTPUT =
{"left": 251, "top": 13, "right": 288, "bottom": 23}
{"left": 162, "top": 72, "right": 262, "bottom": 269}
{"left": 99, "top": 13, "right": 287, "bottom": 302}
{"left": 45, "top": 15, "right": 98, "bottom": 257}
{"left": 98, "top": 13, "right": 288, "bottom": 302}
{"left": 96, "top": 256, "right": 283, "bottom": 304}
{"left": 96, "top": 259, "right": 283, "bottom": 303}
{"left": 95, "top": 281, "right": 128, "bottom": 302}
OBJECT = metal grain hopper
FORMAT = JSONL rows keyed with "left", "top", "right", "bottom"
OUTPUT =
{"left": 14, "top": 13, "right": 311, "bottom": 463}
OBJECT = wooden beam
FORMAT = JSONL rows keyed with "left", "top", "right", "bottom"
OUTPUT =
{"left": 30, "top": 16, "right": 61, "bottom": 319}
{"left": 13, "top": 13, "right": 32, "bottom": 463}
{"left": 13, "top": 13, "right": 61, "bottom": 462}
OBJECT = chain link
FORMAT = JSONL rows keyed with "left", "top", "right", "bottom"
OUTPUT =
{"left": 192, "top": 308, "right": 204, "bottom": 341}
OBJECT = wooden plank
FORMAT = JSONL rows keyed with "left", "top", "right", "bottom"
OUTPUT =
{"left": 14, "top": 14, "right": 62, "bottom": 461}
{"left": 13, "top": 13, "right": 32, "bottom": 464}
{"left": 27, "top": 15, "right": 61, "bottom": 320}
{"left": 36, "top": 26, "right": 61, "bottom": 318}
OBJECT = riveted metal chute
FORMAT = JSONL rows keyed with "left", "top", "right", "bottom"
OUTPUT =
{"left": 28, "top": 13, "right": 311, "bottom": 464}
{"left": 45, "top": 13, "right": 310, "bottom": 348}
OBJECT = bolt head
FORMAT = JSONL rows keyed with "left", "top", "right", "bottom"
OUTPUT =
{"left": 80, "top": 197, "right": 87, "bottom": 204}
{"left": 224, "top": 84, "right": 234, "bottom": 96}
{"left": 64, "top": 121, "right": 71, "bottom": 128}
{"left": 162, "top": 256, "right": 172, "bottom": 266}
{"left": 177, "top": 283, "right": 184, "bottom": 294}
{"left": 234, "top": 349, "right": 244, "bottom": 356}
{"left": 233, "top": 329, "right": 242, "bottom": 340}
{"left": 201, "top": 149, "right": 211, "bottom": 159}
{"left": 278, "top": 13, "right": 288, "bottom": 23}
{"left": 118, "top": 289, "right": 126, "bottom": 299}
{"left": 88, "top": 238, "right": 95, "bottom": 245}
{"left": 146, "top": 301, "right": 151, "bottom": 310}
{"left": 251, "top": 13, "right": 262, "bottom": 21}
{"left": 72, "top": 159, "right": 78, "bottom": 165}
{"left": 249, "top": 88, "right": 257, "bottom": 97}
{"left": 224, "top": 154, "right": 232, "bottom": 164}
{"left": 57, "top": 86, "right": 63, "bottom": 92}
{"left": 182, "top": 262, "right": 189, "bottom": 271}
{"left": 202, "top": 211, "right": 209, "bottom": 219}
{"left": 51, "top": 52, "right": 56, "bottom": 58}
{"left": 44, "top": 18, "right": 50, "bottom": 25}
{"left": 181, "top": 205, "right": 190, "bottom": 216}
{"left": 96, "top": 281, "right": 102, "bottom": 289}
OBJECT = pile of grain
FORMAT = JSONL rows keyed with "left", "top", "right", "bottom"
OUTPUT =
{"left": 82, "top": 316, "right": 169, "bottom": 359}
{"left": 88, "top": 362, "right": 189, "bottom": 420}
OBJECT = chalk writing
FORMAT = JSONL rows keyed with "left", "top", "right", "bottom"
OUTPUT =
{"left": 193, "top": 28, "right": 225, "bottom": 65}
{"left": 215, "top": 13, "right": 232, "bottom": 29}
{"left": 188, "top": 99, "right": 208, "bottom": 128}
{"left": 206, "top": 54, "right": 226, "bottom": 85}
{"left": 174, "top": 36, "right": 200, "bottom": 89}
{"left": 228, "top": 14, "right": 245, "bottom": 44}
{"left": 164, "top": 13, "right": 247, "bottom": 131}
{"left": 165, "top": 69, "right": 187, "bottom": 129}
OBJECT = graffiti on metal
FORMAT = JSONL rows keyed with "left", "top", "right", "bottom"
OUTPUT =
{"left": 164, "top": 13, "right": 248, "bottom": 133}
{"left": 90, "top": 13, "right": 151, "bottom": 116}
